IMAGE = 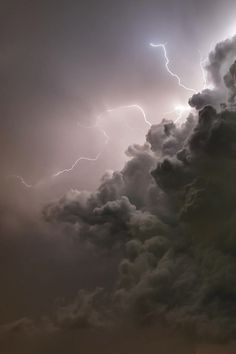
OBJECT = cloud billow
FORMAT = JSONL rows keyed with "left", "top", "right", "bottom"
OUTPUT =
{"left": 8, "top": 35, "right": 236, "bottom": 341}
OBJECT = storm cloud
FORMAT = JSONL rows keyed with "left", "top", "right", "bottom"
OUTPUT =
{"left": 4, "top": 2, "right": 236, "bottom": 352}
{"left": 189, "top": 35, "right": 236, "bottom": 111}
{"left": 40, "top": 37, "right": 236, "bottom": 341}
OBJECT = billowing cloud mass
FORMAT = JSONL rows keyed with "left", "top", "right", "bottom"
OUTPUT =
{"left": 189, "top": 34, "right": 236, "bottom": 110}
{"left": 3, "top": 36, "right": 236, "bottom": 354}
{"left": 39, "top": 35, "right": 236, "bottom": 341}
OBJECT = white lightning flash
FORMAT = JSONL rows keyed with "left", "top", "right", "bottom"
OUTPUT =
{"left": 53, "top": 104, "right": 150, "bottom": 178}
{"left": 150, "top": 43, "right": 197, "bottom": 93}
{"left": 10, "top": 41, "right": 203, "bottom": 190}
{"left": 163, "top": 104, "right": 191, "bottom": 124}
{"left": 52, "top": 121, "right": 110, "bottom": 178}
{"left": 10, "top": 104, "right": 150, "bottom": 187}
{"left": 52, "top": 151, "right": 104, "bottom": 178}
{"left": 199, "top": 51, "right": 208, "bottom": 90}
{"left": 105, "top": 104, "right": 151, "bottom": 127}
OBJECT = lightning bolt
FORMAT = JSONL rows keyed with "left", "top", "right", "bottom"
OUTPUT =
{"left": 105, "top": 104, "right": 151, "bottom": 127}
{"left": 52, "top": 104, "right": 150, "bottom": 178}
{"left": 52, "top": 151, "right": 104, "bottom": 178}
{"left": 150, "top": 42, "right": 197, "bottom": 93}
{"left": 52, "top": 123, "right": 110, "bottom": 179}
{"left": 9, "top": 42, "right": 202, "bottom": 190}
{"left": 8, "top": 104, "right": 150, "bottom": 187}
{"left": 198, "top": 51, "right": 208, "bottom": 90}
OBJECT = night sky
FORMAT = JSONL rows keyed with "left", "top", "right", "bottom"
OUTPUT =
{"left": 1, "top": 0, "right": 236, "bottom": 353}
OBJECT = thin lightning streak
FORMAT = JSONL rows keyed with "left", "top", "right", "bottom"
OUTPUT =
{"left": 10, "top": 104, "right": 150, "bottom": 186}
{"left": 10, "top": 42, "right": 201, "bottom": 189}
{"left": 198, "top": 49, "right": 215, "bottom": 91}
{"left": 77, "top": 121, "right": 110, "bottom": 145}
{"left": 53, "top": 118, "right": 111, "bottom": 178}
{"left": 8, "top": 175, "right": 33, "bottom": 189}
{"left": 8, "top": 126, "right": 109, "bottom": 187}
{"left": 105, "top": 104, "right": 151, "bottom": 127}
{"left": 150, "top": 42, "right": 197, "bottom": 93}
{"left": 199, "top": 51, "right": 208, "bottom": 89}
{"left": 71, "top": 41, "right": 214, "bottom": 176}
{"left": 52, "top": 151, "right": 105, "bottom": 178}
{"left": 52, "top": 104, "right": 150, "bottom": 178}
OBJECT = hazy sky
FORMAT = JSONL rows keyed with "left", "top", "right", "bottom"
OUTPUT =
{"left": 2, "top": 1, "right": 236, "bottom": 353}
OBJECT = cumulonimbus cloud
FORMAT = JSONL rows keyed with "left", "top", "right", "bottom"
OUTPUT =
{"left": 40, "top": 36, "right": 236, "bottom": 340}
{"left": 3, "top": 35, "right": 236, "bottom": 344}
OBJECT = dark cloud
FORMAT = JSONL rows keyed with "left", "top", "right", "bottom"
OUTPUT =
{"left": 223, "top": 60, "right": 236, "bottom": 103}
{"left": 206, "top": 35, "right": 236, "bottom": 87}
{"left": 188, "top": 89, "right": 222, "bottom": 110}
{"left": 189, "top": 35, "right": 236, "bottom": 111}
{"left": 4, "top": 2, "right": 236, "bottom": 352}
{"left": 41, "top": 37, "right": 236, "bottom": 342}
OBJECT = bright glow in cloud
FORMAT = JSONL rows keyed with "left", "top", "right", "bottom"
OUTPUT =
{"left": 163, "top": 104, "right": 191, "bottom": 124}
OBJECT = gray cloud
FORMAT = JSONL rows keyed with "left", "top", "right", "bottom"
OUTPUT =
{"left": 4, "top": 3, "right": 236, "bottom": 351}
{"left": 41, "top": 36, "right": 236, "bottom": 341}
{"left": 189, "top": 35, "right": 236, "bottom": 112}
{"left": 206, "top": 35, "right": 236, "bottom": 87}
